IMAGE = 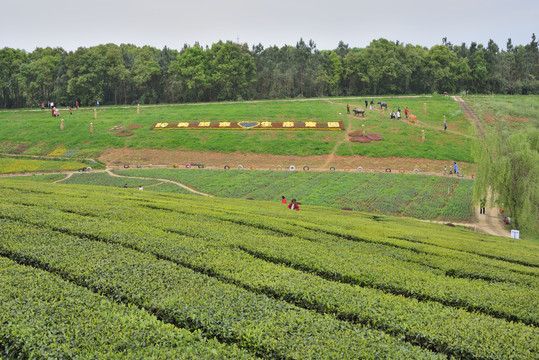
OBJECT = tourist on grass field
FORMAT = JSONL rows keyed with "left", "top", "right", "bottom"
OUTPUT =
{"left": 139, "top": 185, "right": 143, "bottom": 190}
{"left": 281, "top": 196, "right": 287, "bottom": 204}
{"left": 453, "top": 162, "right": 459, "bottom": 175}
{"left": 405, "top": 107, "right": 409, "bottom": 119}
{"left": 288, "top": 199, "right": 299, "bottom": 211}
{"left": 444, "top": 119, "right": 447, "bottom": 131}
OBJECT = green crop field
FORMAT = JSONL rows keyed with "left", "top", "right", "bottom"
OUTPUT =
{"left": 0, "top": 96, "right": 474, "bottom": 161}
{"left": 0, "top": 154, "right": 104, "bottom": 174}
{"left": 0, "top": 179, "right": 537, "bottom": 359}
{"left": 105, "top": 168, "right": 474, "bottom": 222}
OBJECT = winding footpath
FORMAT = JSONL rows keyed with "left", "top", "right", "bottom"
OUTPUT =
{"left": 451, "top": 96, "right": 509, "bottom": 237}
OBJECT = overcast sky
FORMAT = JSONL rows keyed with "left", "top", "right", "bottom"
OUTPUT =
{"left": 3, "top": 0, "right": 537, "bottom": 52}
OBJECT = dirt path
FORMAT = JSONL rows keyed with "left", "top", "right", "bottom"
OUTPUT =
{"left": 4, "top": 168, "right": 212, "bottom": 197}
{"left": 53, "top": 172, "right": 73, "bottom": 183}
{"left": 450, "top": 97, "right": 510, "bottom": 237}
{"left": 322, "top": 120, "right": 352, "bottom": 169}
{"left": 0, "top": 95, "right": 433, "bottom": 114}
{"left": 104, "top": 170, "right": 212, "bottom": 197}
{"left": 474, "top": 189, "right": 510, "bottom": 237}
{"left": 99, "top": 148, "right": 476, "bottom": 178}
{"left": 452, "top": 96, "right": 486, "bottom": 136}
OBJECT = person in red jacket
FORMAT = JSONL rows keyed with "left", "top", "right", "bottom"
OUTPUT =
{"left": 288, "top": 199, "right": 300, "bottom": 211}
{"left": 281, "top": 196, "right": 287, "bottom": 204}
{"left": 404, "top": 107, "right": 409, "bottom": 119}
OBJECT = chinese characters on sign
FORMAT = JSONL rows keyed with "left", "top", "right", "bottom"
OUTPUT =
{"left": 151, "top": 121, "right": 344, "bottom": 130}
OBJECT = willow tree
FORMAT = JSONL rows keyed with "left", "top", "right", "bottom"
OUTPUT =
{"left": 474, "top": 128, "right": 539, "bottom": 235}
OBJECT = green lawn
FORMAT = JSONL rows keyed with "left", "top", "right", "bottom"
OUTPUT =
{"left": 0, "top": 96, "right": 475, "bottom": 161}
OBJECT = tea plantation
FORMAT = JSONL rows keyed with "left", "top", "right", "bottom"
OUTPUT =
{"left": 0, "top": 179, "right": 537, "bottom": 359}
{"left": 112, "top": 169, "right": 474, "bottom": 221}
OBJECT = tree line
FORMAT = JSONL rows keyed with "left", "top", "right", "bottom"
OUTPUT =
{"left": 1, "top": 35, "right": 538, "bottom": 108}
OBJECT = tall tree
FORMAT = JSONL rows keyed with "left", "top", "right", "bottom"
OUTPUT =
{"left": 66, "top": 47, "right": 107, "bottom": 105}
{"left": 207, "top": 41, "right": 255, "bottom": 101}
{"left": 104, "top": 44, "right": 129, "bottom": 104}
{"left": 474, "top": 128, "right": 539, "bottom": 233}
{"left": 0, "top": 47, "right": 27, "bottom": 108}
{"left": 131, "top": 47, "right": 161, "bottom": 103}
{"left": 169, "top": 44, "right": 211, "bottom": 102}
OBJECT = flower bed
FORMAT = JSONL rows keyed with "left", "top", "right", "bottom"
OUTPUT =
{"left": 151, "top": 121, "right": 344, "bottom": 130}
{"left": 350, "top": 137, "right": 371, "bottom": 143}
{"left": 365, "top": 133, "right": 382, "bottom": 141}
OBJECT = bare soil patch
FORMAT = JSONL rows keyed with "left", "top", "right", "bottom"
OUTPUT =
{"left": 99, "top": 148, "right": 475, "bottom": 176}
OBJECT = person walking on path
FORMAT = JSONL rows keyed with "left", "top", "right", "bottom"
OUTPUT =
{"left": 480, "top": 198, "right": 486, "bottom": 214}
{"left": 281, "top": 196, "right": 287, "bottom": 204}
{"left": 288, "top": 199, "right": 300, "bottom": 211}
{"left": 444, "top": 118, "right": 447, "bottom": 131}
{"left": 453, "top": 162, "right": 459, "bottom": 175}
{"left": 404, "top": 107, "right": 409, "bottom": 119}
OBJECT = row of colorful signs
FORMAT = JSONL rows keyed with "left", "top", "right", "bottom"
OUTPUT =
{"left": 150, "top": 121, "right": 344, "bottom": 130}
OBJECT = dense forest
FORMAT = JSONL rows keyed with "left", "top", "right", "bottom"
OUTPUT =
{"left": 1, "top": 35, "right": 538, "bottom": 108}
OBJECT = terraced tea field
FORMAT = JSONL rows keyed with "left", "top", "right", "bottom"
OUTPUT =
{"left": 0, "top": 179, "right": 537, "bottom": 359}
{"left": 111, "top": 169, "right": 474, "bottom": 221}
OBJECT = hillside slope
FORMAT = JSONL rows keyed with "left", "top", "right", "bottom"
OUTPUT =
{"left": 0, "top": 180, "right": 537, "bottom": 359}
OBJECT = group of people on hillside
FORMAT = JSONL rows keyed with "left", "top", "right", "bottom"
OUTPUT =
{"left": 389, "top": 107, "right": 410, "bottom": 120}
{"left": 281, "top": 196, "right": 299, "bottom": 211}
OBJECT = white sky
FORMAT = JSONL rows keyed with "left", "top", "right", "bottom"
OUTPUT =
{"left": 3, "top": 0, "right": 537, "bottom": 52}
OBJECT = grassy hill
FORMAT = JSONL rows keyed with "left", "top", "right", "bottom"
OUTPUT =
{"left": 0, "top": 179, "right": 537, "bottom": 359}
{"left": 0, "top": 96, "right": 474, "bottom": 161}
